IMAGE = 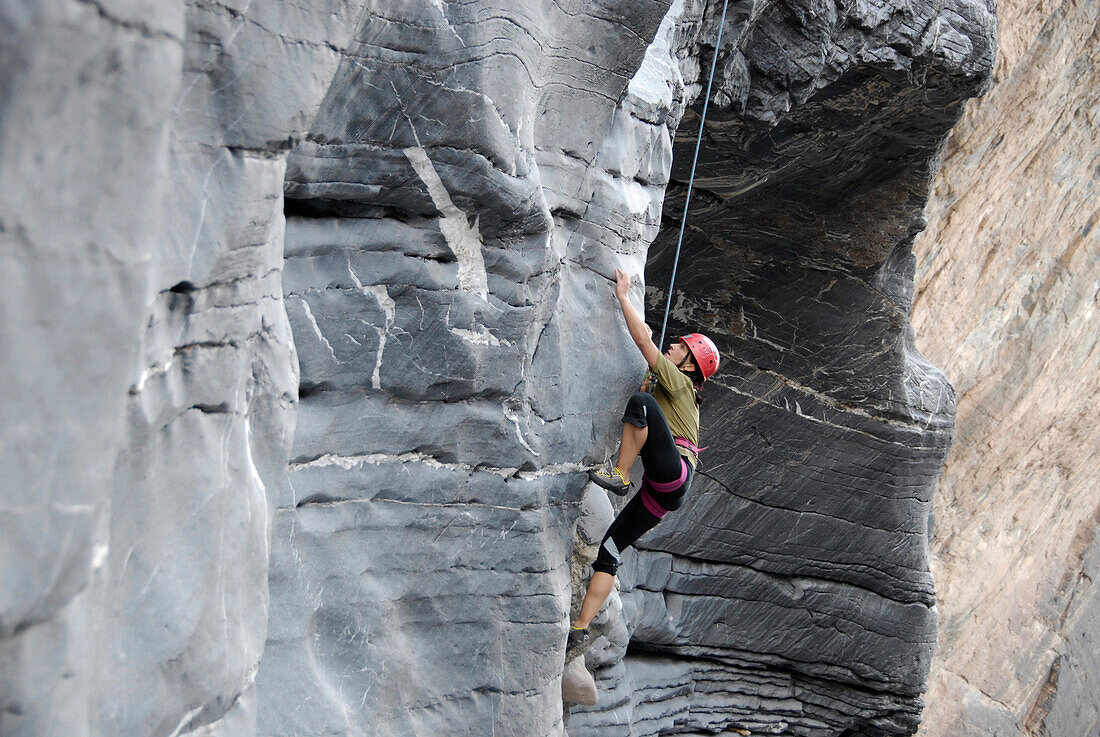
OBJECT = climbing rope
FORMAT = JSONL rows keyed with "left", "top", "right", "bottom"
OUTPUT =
{"left": 657, "top": 0, "right": 731, "bottom": 351}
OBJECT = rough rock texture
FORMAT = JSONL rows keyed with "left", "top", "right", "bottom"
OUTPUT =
{"left": 2, "top": 0, "right": 997, "bottom": 736}
{"left": 1, "top": 3, "right": 181, "bottom": 734}
{"left": 563, "top": 0, "right": 996, "bottom": 734}
{"left": 910, "top": 1, "right": 1100, "bottom": 734}
{"left": 562, "top": 656, "right": 599, "bottom": 706}
{"left": 1, "top": 0, "right": 354, "bottom": 734}
{"left": 255, "top": 4, "right": 674, "bottom": 735}
{"left": 257, "top": 0, "right": 996, "bottom": 732}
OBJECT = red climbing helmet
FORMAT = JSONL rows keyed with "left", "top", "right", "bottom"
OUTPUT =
{"left": 680, "top": 333, "right": 719, "bottom": 380}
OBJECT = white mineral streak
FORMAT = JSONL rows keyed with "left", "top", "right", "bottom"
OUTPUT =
{"left": 627, "top": 0, "right": 685, "bottom": 108}
{"left": 165, "top": 707, "right": 202, "bottom": 737}
{"left": 244, "top": 418, "right": 267, "bottom": 497}
{"left": 91, "top": 543, "right": 110, "bottom": 571}
{"left": 503, "top": 398, "right": 541, "bottom": 457}
{"left": 289, "top": 451, "right": 585, "bottom": 480}
{"left": 0, "top": 502, "right": 98, "bottom": 515}
{"left": 347, "top": 258, "right": 395, "bottom": 389}
{"left": 403, "top": 146, "right": 489, "bottom": 301}
{"left": 367, "top": 285, "right": 395, "bottom": 390}
{"left": 130, "top": 356, "right": 174, "bottom": 396}
{"left": 448, "top": 325, "right": 506, "bottom": 346}
{"left": 244, "top": 417, "right": 269, "bottom": 562}
{"left": 296, "top": 296, "right": 337, "bottom": 361}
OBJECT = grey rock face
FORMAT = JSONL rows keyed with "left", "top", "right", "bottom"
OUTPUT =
{"left": 77, "top": 0, "right": 374, "bottom": 730}
{"left": 567, "top": 0, "right": 995, "bottom": 735}
{"left": 2, "top": 0, "right": 992, "bottom": 735}
{"left": 256, "top": 3, "right": 674, "bottom": 735}
{"left": 2, "top": 0, "right": 358, "bottom": 734}
{"left": 1, "top": 2, "right": 182, "bottom": 734}
{"left": 1023, "top": 527, "right": 1100, "bottom": 736}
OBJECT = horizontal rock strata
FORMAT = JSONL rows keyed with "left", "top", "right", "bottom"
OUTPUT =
{"left": 568, "top": 0, "right": 995, "bottom": 734}
{"left": 255, "top": 3, "right": 674, "bottom": 736}
{"left": 911, "top": 0, "right": 1100, "bottom": 734}
{"left": 2, "top": 0, "right": 996, "bottom": 735}
{"left": 2, "top": 0, "right": 356, "bottom": 734}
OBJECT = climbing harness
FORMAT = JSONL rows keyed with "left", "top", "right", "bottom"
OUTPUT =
{"left": 639, "top": 459, "right": 690, "bottom": 519}
{"left": 674, "top": 436, "right": 706, "bottom": 457}
{"left": 656, "top": 0, "right": 731, "bottom": 352}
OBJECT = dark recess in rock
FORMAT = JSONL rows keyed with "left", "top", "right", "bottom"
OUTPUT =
{"left": 570, "top": 0, "right": 994, "bottom": 734}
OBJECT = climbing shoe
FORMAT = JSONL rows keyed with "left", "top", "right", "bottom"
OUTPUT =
{"left": 588, "top": 464, "right": 630, "bottom": 496}
{"left": 566, "top": 626, "right": 591, "bottom": 660}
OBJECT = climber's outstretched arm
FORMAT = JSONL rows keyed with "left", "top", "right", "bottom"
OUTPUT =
{"left": 615, "top": 268, "right": 660, "bottom": 369}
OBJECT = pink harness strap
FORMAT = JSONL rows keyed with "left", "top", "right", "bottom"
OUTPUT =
{"left": 674, "top": 436, "right": 706, "bottom": 455}
{"left": 640, "top": 488, "right": 668, "bottom": 518}
{"left": 639, "top": 458, "right": 689, "bottom": 519}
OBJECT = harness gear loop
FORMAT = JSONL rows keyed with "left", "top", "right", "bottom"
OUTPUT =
{"left": 675, "top": 436, "right": 706, "bottom": 456}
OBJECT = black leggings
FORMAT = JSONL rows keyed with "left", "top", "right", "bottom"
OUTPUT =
{"left": 593, "top": 393, "right": 693, "bottom": 576}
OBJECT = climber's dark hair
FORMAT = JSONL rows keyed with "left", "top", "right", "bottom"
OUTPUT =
{"left": 683, "top": 365, "right": 705, "bottom": 405}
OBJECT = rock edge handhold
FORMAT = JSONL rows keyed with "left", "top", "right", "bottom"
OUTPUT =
{"left": 561, "top": 656, "right": 598, "bottom": 706}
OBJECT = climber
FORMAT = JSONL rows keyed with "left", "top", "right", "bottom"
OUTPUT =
{"left": 568, "top": 268, "right": 719, "bottom": 653}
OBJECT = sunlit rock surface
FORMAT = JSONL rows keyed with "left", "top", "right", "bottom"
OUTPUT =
{"left": 256, "top": 3, "right": 672, "bottom": 735}
{"left": 911, "top": 1, "right": 1100, "bottom": 735}
{"left": 1, "top": 3, "right": 181, "bottom": 734}
{"left": 262, "top": 0, "right": 994, "bottom": 734}
{"left": 1, "top": 0, "right": 352, "bottom": 734}
{"left": 2, "top": 0, "right": 996, "bottom": 735}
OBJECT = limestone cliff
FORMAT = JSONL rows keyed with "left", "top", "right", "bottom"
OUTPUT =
{"left": 569, "top": 0, "right": 996, "bottom": 733}
{"left": 1, "top": 1, "right": 995, "bottom": 736}
{"left": 911, "top": 1, "right": 1100, "bottom": 735}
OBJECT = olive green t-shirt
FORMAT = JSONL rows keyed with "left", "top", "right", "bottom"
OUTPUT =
{"left": 648, "top": 354, "right": 700, "bottom": 468}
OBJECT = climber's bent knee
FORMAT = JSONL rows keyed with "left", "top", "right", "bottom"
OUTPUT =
{"left": 593, "top": 537, "right": 621, "bottom": 576}
{"left": 622, "top": 391, "right": 657, "bottom": 429}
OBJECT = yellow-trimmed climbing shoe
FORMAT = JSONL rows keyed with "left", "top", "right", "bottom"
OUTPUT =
{"left": 566, "top": 626, "right": 591, "bottom": 660}
{"left": 588, "top": 464, "right": 630, "bottom": 496}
